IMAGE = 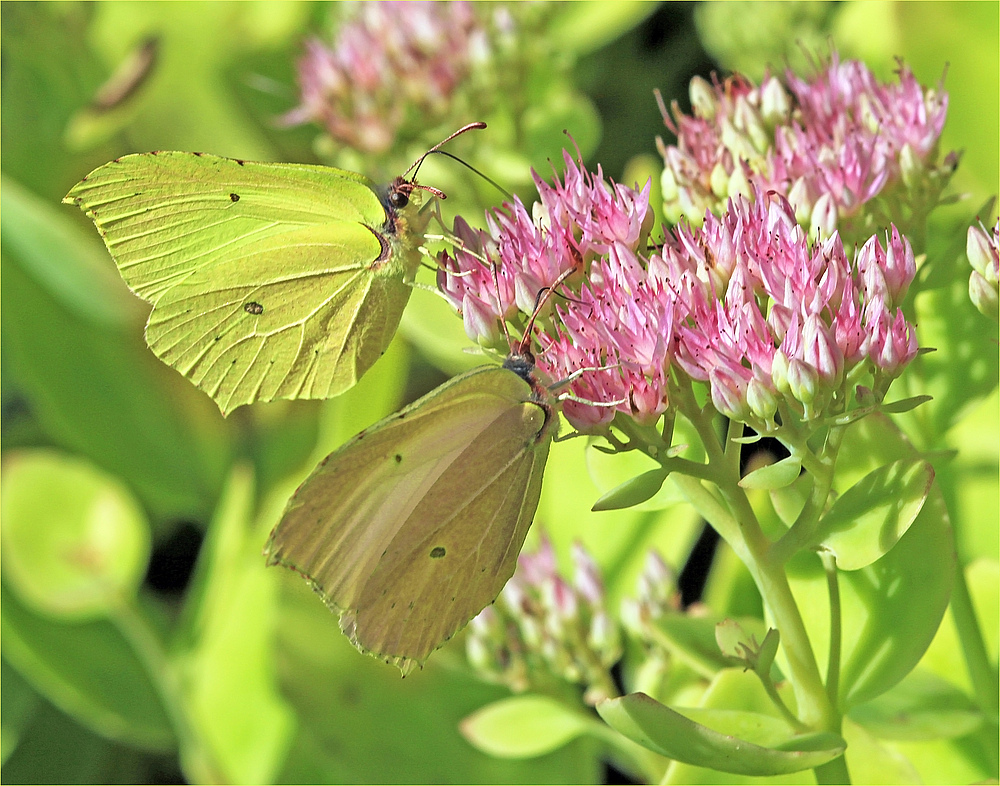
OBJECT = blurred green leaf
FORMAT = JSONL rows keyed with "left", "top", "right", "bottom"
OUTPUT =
{"left": 0, "top": 695, "right": 168, "bottom": 785}
{"left": 1, "top": 449, "right": 150, "bottom": 618}
{"left": 598, "top": 691, "right": 844, "bottom": 776}
{"left": 0, "top": 175, "right": 137, "bottom": 327}
{"left": 460, "top": 695, "right": 593, "bottom": 759}
{"left": 2, "top": 250, "right": 230, "bottom": 522}
{"left": 271, "top": 577, "right": 601, "bottom": 784}
{"left": 839, "top": 717, "right": 923, "bottom": 785}
{"left": 178, "top": 465, "right": 294, "bottom": 785}
{"left": 0, "top": 584, "right": 172, "bottom": 750}
{"left": 816, "top": 458, "right": 934, "bottom": 571}
{"left": 1, "top": 661, "right": 39, "bottom": 765}
{"left": 550, "top": 2, "right": 658, "bottom": 56}
{"left": 849, "top": 668, "right": 982, "bottom": 741}
{"left": 0, "top": 3, "right": 105, "bottom": 196}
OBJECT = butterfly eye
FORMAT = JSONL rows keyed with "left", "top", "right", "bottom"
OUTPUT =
{"left": 388, "top": 189, "right": 409, "bottom": 210}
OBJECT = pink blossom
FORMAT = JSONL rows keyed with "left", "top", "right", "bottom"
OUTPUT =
{"left": 659, "top": 51, "right": 952, "bottom": 236}
{"left": 439, "top": 154, "right": 921, "bottom": 432}
{"left": 283, "top": 2, "right": 490, "bottom": 152}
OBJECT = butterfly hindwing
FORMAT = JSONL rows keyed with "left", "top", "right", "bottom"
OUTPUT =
{"left": 65, "top": 152, "right": 424, "bottom": 413}
{"left": 265, "top": 365, "right": 554, "bottom": 672}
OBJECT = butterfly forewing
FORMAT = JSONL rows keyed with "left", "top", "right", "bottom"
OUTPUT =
{"left": 265, "top": 366, "right": 554, "bottom": 671}
{"left": 65, "top": 152, "right": 425, "bottom": 413}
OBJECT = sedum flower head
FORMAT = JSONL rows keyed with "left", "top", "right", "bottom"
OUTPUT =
{"left": 659, "top": 51, "right": 952, "bottom": 241}
{"left": 284, "top": 1, "right": 504, "bottom": 154}
{"left": 466, "top": 535, "right": 622, "bottom": 703}
{"left": 439, "top": 151, "right": 920, "bottom": 433}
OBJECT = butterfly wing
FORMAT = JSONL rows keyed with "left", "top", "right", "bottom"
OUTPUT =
{"left": 265, "top": 366, "right": 554, "bottom": 673}
{"left": 64, "top": 152, "right": 425, "bottom": 414}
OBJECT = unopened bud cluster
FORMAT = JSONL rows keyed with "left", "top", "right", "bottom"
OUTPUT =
{"left": 659, "top": 53, "right": 953, "bottom": 242}
{"left": 284, "top": 1, "right": 517, "bottom": 154}
{"left": 466, "top": 536, "right": 622, "bottom": 704}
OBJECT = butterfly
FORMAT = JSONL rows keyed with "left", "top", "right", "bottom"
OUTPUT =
{"left": 262, "top": 266, "right": 583, "bottom": 674}
{"left": 63, "top": 123, "right": 484, "bottom": 415}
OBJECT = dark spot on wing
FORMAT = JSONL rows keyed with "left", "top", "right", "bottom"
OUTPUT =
{"left": 229, "top": 193, "right": 240, "bottom": 202}
{"left": 394, "top": 454, "right": 403, "bottom": 463}
{"left": 430, "top": 546, "right": 446, "bottom": 559}
{"left": 236, "top": 159, "right": 245, "bottom": 166}
{"left": 244, "top": 301, "right": 264, "bottom": 315}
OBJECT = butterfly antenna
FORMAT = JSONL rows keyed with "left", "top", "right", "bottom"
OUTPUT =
{"left": 516, "top": 265, "right": 577, "bottom": 356}
{"left": 404, "top": 122, "right": 487, "bottom": 182}
{"left": 427, "top": 150, "right": 513, "bottom": 201}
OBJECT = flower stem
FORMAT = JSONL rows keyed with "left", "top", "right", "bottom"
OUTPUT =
{"left": 109, "top": 595, "right": 225, "bottom": 784}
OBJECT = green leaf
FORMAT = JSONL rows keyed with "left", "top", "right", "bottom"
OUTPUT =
{"left": 786, "top": 477, "right": 954, "bottom": 709}
{"left": 650, "top": 615, "right": 761, "bottom": 678}
{"left": 879, "top": 394, "right": 933, "bottom": 414}
{"left": 179, "top": 466, "right": 295, "bottom": 785}
{"left": 1, "top": 449, "right": 150, "bottom": 619}
{"left": 0, "top": 175, "right": 136, "bottom": 326}
{"left": 815, "top": 458, "right": 934, "bottom": 570}
{"left": 592, "top": 468, "right": 671, "bottom": 511}
{"left": 460, "top": 695, "right": 592, "bottom": 759}
{"left": 0, "top": 584, "right": 172, "bottom": 750}
{"left": 739, "top": 456, "right": 802, "bottom": 490}
{"left": 848, "top": 668, "right": 983, "bottom": 741}
{"left": 769, "top": 472, "right": 813, "bottom": 528}
{"left": 2, "top": 251, "right": 230, "bottom": 522}
{"left": 271, "top": 577, "right": 601, "bottom": 784}
{"left": 586, "top": 432, "right": 694, "bottom": 511}
{"left": 597, "top": 692, "right": 845, "bottom": 776}
{"left": 549, "top": 1, "right": 658, "bottom": 55}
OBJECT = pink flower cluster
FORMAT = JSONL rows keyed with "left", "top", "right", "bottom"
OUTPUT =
{"left": 466, "top": 535, "right": 620, "bottom": 700}
{"left": 283, "top": 2, "right": 496, "bottom": 153}
{"left": 438, "top": 154, "right": 919, "bottom": 432}
{"left": 663, "top": 189, "right": 918, "bottom": 423}
{"left": 660, "top": 53, "right": 950, "bottom": 235}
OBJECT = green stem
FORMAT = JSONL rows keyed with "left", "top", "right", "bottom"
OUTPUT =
{"left": 950, "top": 564, "right": 1000, "bottom": 717}
{"left": 679, "top": 400, "right": 838, "bottom": 732}
{"left": 771, "top": 424, "right": 847, "bottom": 564}
{"left": 110, "top": 596, "right": 225, "bottom": 784}
{"left": 814, "top": 752, "right": 852, "bottom": 784}
{"left": 821, "top": 552, "right": 842, "bottom": 707}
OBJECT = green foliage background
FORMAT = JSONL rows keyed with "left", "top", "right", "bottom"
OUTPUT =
{"left": 2, "top": 2, "right": 996, "bottom": 783}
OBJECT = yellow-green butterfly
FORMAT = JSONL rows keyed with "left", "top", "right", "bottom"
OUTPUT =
{"left": 263, "top": 267, "right": 578, "bottom": 674}
{"left": 63, "top": 123, "right": 484, "bottom": 415}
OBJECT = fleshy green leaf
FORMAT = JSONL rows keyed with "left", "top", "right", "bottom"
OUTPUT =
{"left": 880, "top": 395, "right": 933, "bottom": 414}
{"left": 592, "top": 468, "right": 671, "bottom": 511}
{"left": 0, "top": 584, "right": 172, "bottom": 750}
{"left": 848, "top": 668, "right": 983, "bottom": 741}
{"left": 460, "top": 695, "right": 592, "bottom": 759}
{"left": 653, "top": 615, "right": 767, "bottom": 679}
{"left": 1, "top": 449, "right": 150, "bottom": 619}
{"left": 739, "top": 456, "right": 802, "bottom": 490}
{"left": 597, "top": 692, "right": 845, "bottom": 776}
{"left": 816, "top": 458, "right": 934, "bottom": 570}
{"left": 785, "top": 419, "right": 955, "bottom": 710}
